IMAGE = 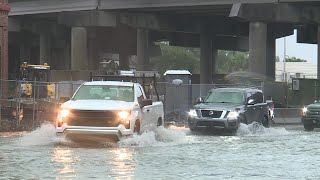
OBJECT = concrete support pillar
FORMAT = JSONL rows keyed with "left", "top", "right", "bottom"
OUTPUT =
{"left": 137, "top": 28, "right": 149, "bottom": 71}
{"left": 119, "top": 50, "right": 129, "bottom": 69}
{"left": 88, "top": 29, "right": 99, "bottom": 70}
{"left": 39, "top": 33, "right": 51, "bottom": 65}
{"left": 249, "top": 22, "right": 267, "bottom": 77}
{"left": 212, "top": 48, "right": 217, "bottom": 77}
{"left": 20, "top": 43, "right": 31, "bottom": 62}
{"left": 266, "top": 35, "right": 276, "bottom": 81}
{"left": 318, "top": 25, "right": 320, "bottom": 79}
{"left": 71, "top": 27, "right": 88, "bottom": 70}
{"left": 200, "top": 28, "right": 213, "bottom": 84}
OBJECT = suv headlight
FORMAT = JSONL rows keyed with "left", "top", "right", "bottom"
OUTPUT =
{"left": 227, "top": 111, "right": 239, "bottom": 119}
{"left": 302, "top": 107, "right": 308, "bottom": 116}
{"left": 188, "top": 109, "right": 197, "bottom": 117}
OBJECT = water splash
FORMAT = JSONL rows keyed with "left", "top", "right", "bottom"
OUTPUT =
{"left": 236, "top": 122, "right": 291, "bottom": 136}
{"left": 118, "top": 126, "right": 187, "bottom": 147}
{"left": 19, "top": 123, "right": 60, "bottom": 146}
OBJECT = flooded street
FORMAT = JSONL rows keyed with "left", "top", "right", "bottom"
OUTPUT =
{"left": 0, "top": 123, "right": 319, "bottom": 179}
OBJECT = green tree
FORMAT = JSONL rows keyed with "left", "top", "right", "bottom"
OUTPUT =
{"left": 216, "top": 50, "right": 249, "bottom": 74}
{"left": 276, "top": 56, "right": 307, "bottom": 62}
{"left": 150, "top": 43, "right": 200, "bottom": 75}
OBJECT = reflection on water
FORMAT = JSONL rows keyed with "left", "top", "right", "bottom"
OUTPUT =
{"left": 52, "top": 147, "right": 76, "bottom": 179}
{"left": 110, "top": 148, "right": 135, "bottom": 180}
{"left": 2, "top": 123, "right": 320, "bottom": 179}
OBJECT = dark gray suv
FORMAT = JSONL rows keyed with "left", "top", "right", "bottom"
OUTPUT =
{"left": 188, "top": 88, "right": 274, "bottom": 131}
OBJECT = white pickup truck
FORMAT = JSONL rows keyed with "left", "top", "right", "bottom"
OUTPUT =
{"left": 56, "top": 79, "right": 164, "bottom": 142}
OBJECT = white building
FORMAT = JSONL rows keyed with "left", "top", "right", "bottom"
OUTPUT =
{"left": 275, "top": 62, "right": 317, "bottom": 82}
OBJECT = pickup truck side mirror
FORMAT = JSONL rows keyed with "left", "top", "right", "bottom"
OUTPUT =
{"left": 59, "top": 97, "right": 70, "bottom": 103}
{"left": 247, "top": 99, "right": 255, "bottom": 105}
{"left": 140, "top": 99, "right": 153, "bottom": 108}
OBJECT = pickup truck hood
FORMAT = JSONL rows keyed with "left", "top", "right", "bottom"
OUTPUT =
{"left": 193, "top": 103, "right": 244, "bottom": 111}
{"left": 61, "top": 100, "right": 136, "bottom": 111}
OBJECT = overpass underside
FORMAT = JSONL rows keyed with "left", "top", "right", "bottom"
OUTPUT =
{"left": 6, "top": 0, "right": 320, "bottom": 82}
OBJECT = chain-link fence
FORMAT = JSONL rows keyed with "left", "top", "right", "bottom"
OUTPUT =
{"left": 0, "top": 79, "right": 289, "bottom": 131}
{"left": 0, "top": 80, "right": 84, "bottom": 131}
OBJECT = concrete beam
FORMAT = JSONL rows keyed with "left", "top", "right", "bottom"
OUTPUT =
{"left": 297, "top": 25, "right": 317, "bottom": 44}
{"left": 153, "top": 32, "right": 249, "bottom": 51}
{"left": 230, "top": 3, "right": 320, "bottom": 24}
{"left": 120, "top": 13, "right": 249, "bottom": 36}
{"left": 9, "top": 0, "right": 99, "bottom": 16}
{"left": 99, "top": 0, "right": 279, "bottom": 10}
{"left": 58, "top": 11, "right": 116, "bottom": 27}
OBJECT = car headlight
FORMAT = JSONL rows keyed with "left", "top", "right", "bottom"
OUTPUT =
{"left": 118, "top": 111, "right": 130, "bottom": 119}
{"left": 188, "top": 109, "right": 197, "bottom": 117}
{"left": 303, "top": 107, "right": 308, "bottom": 115}
{"left": 227, "top": 111, "right": 239, "bottom": 119}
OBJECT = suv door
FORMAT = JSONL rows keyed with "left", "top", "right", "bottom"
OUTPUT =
{"left": 245, "top": 92, "right": 257, "bottom": 124}
{"left": 253, "top": 91, "right": 265, "bottom": 123}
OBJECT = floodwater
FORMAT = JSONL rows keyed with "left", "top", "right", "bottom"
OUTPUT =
{"left": 0, "top": 123, "right": 319, "bottom": 179}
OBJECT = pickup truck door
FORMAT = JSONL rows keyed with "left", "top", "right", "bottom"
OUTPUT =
{"left": 136, "top": 86, "right": 155, "bottom": 132}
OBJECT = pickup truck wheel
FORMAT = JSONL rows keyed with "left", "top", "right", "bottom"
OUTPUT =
{"left": 304, "top": 123, "right": 315, "bottom": 131}
{"left": 262, "top": 116, "right": 269, "bottom": 128}
{"left": 157, "top": 118, "right": 163, "bottom": 127}
{"left": 134, "top": 120, "right": 141, "bottom": 134}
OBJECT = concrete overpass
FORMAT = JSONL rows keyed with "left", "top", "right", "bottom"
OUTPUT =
{"left": 5, "top": 0, "right": 320, "bottom": 83}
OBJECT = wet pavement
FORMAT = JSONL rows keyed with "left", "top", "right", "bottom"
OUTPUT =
{"left": 0, "top": 123, "right": 319, "bottom": 179}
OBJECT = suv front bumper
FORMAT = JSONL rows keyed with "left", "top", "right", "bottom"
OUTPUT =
{"left": 188, "top": 116, "right": 240, "bottom": 130}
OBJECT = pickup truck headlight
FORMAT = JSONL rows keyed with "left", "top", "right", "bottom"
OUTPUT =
{"left": 188, "top": 109, "right": 197, "bottom": 117}
{"left": 57, "top": 109, "right": 70, "bottom": 127}
{"left": 227, "top": 111, "right": 239, "bottom": 119}
{"left": 118, "top": 111, "right": 130, "bottom": 119}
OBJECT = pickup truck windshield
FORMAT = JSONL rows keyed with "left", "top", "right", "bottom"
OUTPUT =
{"left": 73, "top": 85, "right": 134, "bottom": 102}
{"left": 204, "top": 90, "right": 244, "bottom": 104}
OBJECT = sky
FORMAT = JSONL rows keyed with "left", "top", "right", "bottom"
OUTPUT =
{"left": 276, "top": 30, "right": 317, "bottom": 64}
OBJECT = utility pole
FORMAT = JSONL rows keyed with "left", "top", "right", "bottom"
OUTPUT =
{"left": 283, "top": 37, "right": 287, "bottom": 83}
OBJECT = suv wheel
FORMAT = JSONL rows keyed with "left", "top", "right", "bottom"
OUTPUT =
{"left": 262, "top": 116, "right": 269, "bottom": 128}
{"left": 304, "top": 123, "right": 315, "bottom": 131}
{"left": 239, "top": 115, "right": 247, "bottom": 124}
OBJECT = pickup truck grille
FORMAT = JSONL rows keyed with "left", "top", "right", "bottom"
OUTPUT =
{"left": 201, "top": 110, "right": 223, "bottom": 118}
{"left": 306, "top": 108, "right": 320, "bottom": 117}
{"left": 67, "top": 110, "right": 120, "bottom": 127}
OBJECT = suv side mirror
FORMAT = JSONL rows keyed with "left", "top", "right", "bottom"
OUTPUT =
{"left": 315, "top": 100, "right": 319, "bottom": 103}
{"left": 140, "top": 99, "right": 153, "bottom": 108}
{"left": 247, "top": 99, "right": 255, "bottom": 105}
{"left": 195, "top": 97, "right": 204, "bottom": 104}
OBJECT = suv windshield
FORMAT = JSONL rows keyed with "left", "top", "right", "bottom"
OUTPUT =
{"left": 72, "top": 85, "right": 134, "bottom": 102}
{"left": 204, "top": 89, "right": 244, "bottom": 104}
